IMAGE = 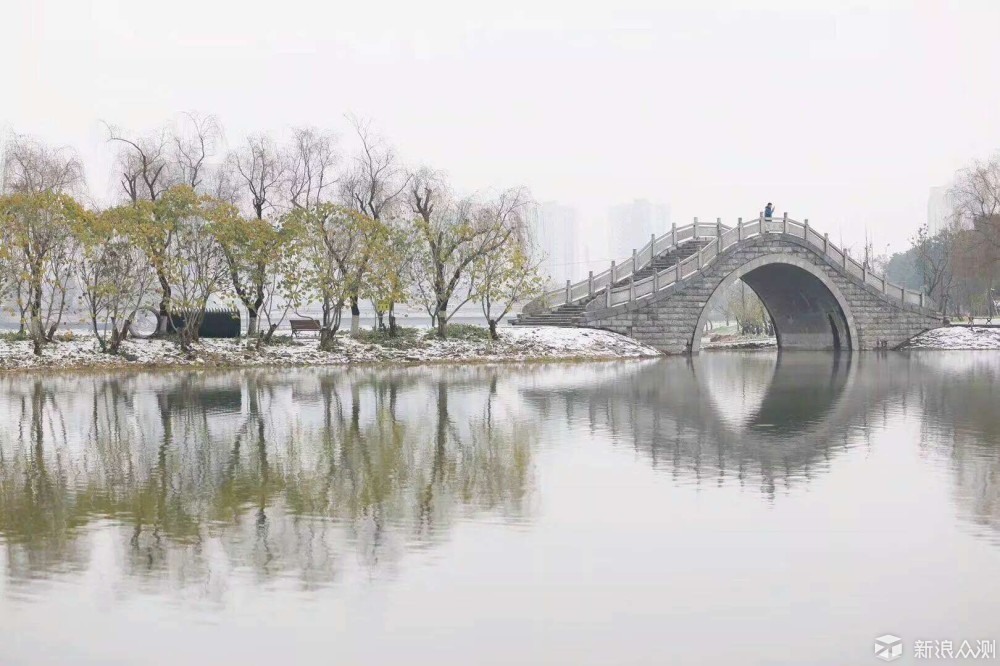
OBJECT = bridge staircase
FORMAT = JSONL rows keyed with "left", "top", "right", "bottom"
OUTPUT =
{"left": 628, "top": 240, "right": 711, "bottom": 284}
{"left": 512, "top": 238, "right": 712, "bottom": 327}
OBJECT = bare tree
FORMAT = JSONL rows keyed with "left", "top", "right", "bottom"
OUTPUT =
{"left": 230, "top": 135, "right": 285, "bottom": 221}
{"left": 951, "top": 154, "right": 1000, "bottom": 249}
{"left": 2, "top": 133, "right": 84, "bottom": 195}
{"left": 285, "top": 127, "right": 338, "bottom": 210}
{"left": 106, "top": 123, "right": 176, "bottom": 203}
{"left": 173, "top": 112, "right": 224, "bottom": 192}
{"left": 911, "top": 221, "right": 955, "bottom": 315}
{"left": 950, "top": 154, "right": 1000, "bottom": 319}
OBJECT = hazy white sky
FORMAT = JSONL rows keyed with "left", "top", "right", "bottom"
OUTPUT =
{"left": 5, "top": 0, "right": 1000, "bottom": 257}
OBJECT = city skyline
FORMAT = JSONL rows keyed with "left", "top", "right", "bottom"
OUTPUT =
{"left": 531, "top": 198, "right": 673, "bottom": 285}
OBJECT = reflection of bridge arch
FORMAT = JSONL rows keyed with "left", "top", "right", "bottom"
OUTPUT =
{"left": 519, "top": 353, "right": 916, "bottom": 493}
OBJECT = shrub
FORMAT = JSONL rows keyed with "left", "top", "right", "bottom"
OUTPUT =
{"left": 426, "top": 323, "right": 492, "bottom": 341}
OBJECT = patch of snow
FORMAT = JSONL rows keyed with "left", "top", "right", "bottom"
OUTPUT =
{"left": 702, "top": 335, "right": 777, "bottom": 350}
{"left": 903, "top": 326, "right": 1000, "bottom": 350}
{"left": 0, "top": 326, "right": 661, "bottom": 374}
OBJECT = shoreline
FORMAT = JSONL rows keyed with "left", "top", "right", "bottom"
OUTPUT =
{"left": 1, "top": 325, "right": 996, "bottom": 376}
{"left": 0, "top": 326, "right": 662, "bottom": 375}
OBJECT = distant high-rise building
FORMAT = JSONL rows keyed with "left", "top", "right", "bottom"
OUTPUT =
{"left": 927, "top": 186, "right": 954, "bottom": 234}
{"left": 607, "top": 199, "right": 671, "bottom": 260}
{"left": 527, "top": 202, "right": 580, "bottom": 286}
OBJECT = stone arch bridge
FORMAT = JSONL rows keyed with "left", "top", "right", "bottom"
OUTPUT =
{"left": 515, "top": 214, "right": 943, "bottom": 353}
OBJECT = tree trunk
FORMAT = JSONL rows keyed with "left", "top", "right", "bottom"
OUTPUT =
{"left": 488, "top": 318, "right": 499, "bottom": 340}
{"left": 436, "top": 299, "right": 449, "bottom": 338}
{"left": 350, "top": 298, "right": 360, "bottom": 335}
{"left": 156, "top": 271, "right": 172, "bottom": 335}
{"left": 319, "top": 327, "right": 337, "bottom": 351}
{"left": 259, "top": 323, "right": 279, "bottom": 347}
{"left": 388, "top": 309, "right": 397, "bottom": 337}
{"left": 247, "top": 312, "right": 259, "bottom": 338}
{"left": 28, "top": 280, "right": 44, "bottom": 356}
{"left": 108, "top": 319, "right": 131, "bottom": 355}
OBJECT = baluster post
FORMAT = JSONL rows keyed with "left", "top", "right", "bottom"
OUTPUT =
{"left": 881, "top": 275, "right": 886, "bottom": 293}
{"left": 697, "top": 247, "right": 703, "bottom": 270}
{"left": 565, "top": 279, "right": 571, "bottom": 304}
{"left": 803, "top": 218, "right": 809, "bottom": 241}
{"left": 919, "top": 292, "right": 924, "bottom": 308}
{"left": 693, "top": 217, "right": 699, "bottom": 239}
{"left": 824, "top": 232, "right": 829, "bottom": 254}
{"left": 588, "top": 270, "right": 594, "bottom": 297}
{"left": 671, "top": 222, "right": 677, "bottom": 246}
{"left": 716, "top": 218, "right": 723, "bottom": 253}
{"left": 675, "top": 260, "right": 681, "bottom": 283}
{"left": 782, "top": 212, "right": 788, "bottom": 235}
{"left": 607, "top": 261, "right": 615, "bottom": 307}
{"left": 632, "top": 248, "right": 637, "bottom": 274}
{"left": 738, "top": 217, "right": 743, "bottom": 242}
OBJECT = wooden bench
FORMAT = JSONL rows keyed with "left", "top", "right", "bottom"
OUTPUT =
{"left": 290, "top": 319, "right": 321, "bottom": 338}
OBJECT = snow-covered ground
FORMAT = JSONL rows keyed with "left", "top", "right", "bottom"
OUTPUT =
{"left": 702, "top": 335, "right": 777, "bottom": 350}
{"left": 0, "top": 326, "right": 662, "bottom": 373}
{"left": 903, "top": 326, "right": 1000, "bottom": 350}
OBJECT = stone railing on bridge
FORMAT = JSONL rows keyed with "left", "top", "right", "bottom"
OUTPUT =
{"left": 528, "top": 218, "right": 728, "bottom": 313}
{"left": 533, "top": 213, "right": 934, "bottom": 313}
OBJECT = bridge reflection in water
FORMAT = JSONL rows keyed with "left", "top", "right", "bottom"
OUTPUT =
{"left": 0, "top": 354, "right": 998, "bottom": 593}
{"left": 522, "top": 353, "right": 999, "bottom": 507}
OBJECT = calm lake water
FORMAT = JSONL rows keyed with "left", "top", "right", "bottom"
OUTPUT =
{"left": 1, "top": 353, "right": 998, "bottom": 665}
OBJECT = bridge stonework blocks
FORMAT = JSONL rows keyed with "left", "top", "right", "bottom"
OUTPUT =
{"left": 582, "top": 234, "right": 942, "bottom": 354}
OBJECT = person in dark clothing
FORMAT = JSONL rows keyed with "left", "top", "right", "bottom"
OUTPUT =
{"left": 764, "top": 202, "right": 774, "bottom": 220}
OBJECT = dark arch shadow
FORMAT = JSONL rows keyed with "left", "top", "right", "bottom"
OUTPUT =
{"left": 693, "top": 255, "right": 858, "bottom": 353}
{"left": 742, "top": 352, "right": 851, "bottom": 435}
{"left": 742, "top": 264, "right": 851, "bottom": 351}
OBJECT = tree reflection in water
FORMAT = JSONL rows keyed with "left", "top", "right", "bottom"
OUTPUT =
{"left": 1, "top": 353, "right": 999, "bottom": 596}
{"left": 0, "top": 367, "right": 536, "bottom": 593}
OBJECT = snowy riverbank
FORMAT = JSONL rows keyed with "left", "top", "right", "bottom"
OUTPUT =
{"left": 0, "top": 326, "right": 662, "bottom": 373}
{"left": 902, "top": 326, "right": 1000, "bottom": 350}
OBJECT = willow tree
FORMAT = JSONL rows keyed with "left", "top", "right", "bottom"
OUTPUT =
{"left": 408, "top": 170, "right": 530, "bottom": 338}
{"left": 0, "top": 192, "right": 88, "bottom": 355}
{"left": 475, "top": 234, "right": 544, "bottom": 340}
{"left": 74, "top": 204, "right": 158, "bottom": 354}
{"left": 165, "top": 195, "right": 232, "bottom": 352}
{"left": 128, "top": 185, "right": 199, "bottom": 333}
{"left": 211, "top": 211, "right": 295, "bottom": 343}
{"left": 284, "top": 203, "right": 379, "bottom": 349}
{"left": 364, "top": 220, "right": 414, "bottom": 335}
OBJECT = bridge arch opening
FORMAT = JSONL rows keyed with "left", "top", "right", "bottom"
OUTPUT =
{"left": 693, "top": 255, "right": 857, "bottom": 352}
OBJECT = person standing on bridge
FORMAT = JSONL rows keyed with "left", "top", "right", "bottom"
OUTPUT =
{"left": 764, "top": 202, "right": 774, "bottom": 220}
